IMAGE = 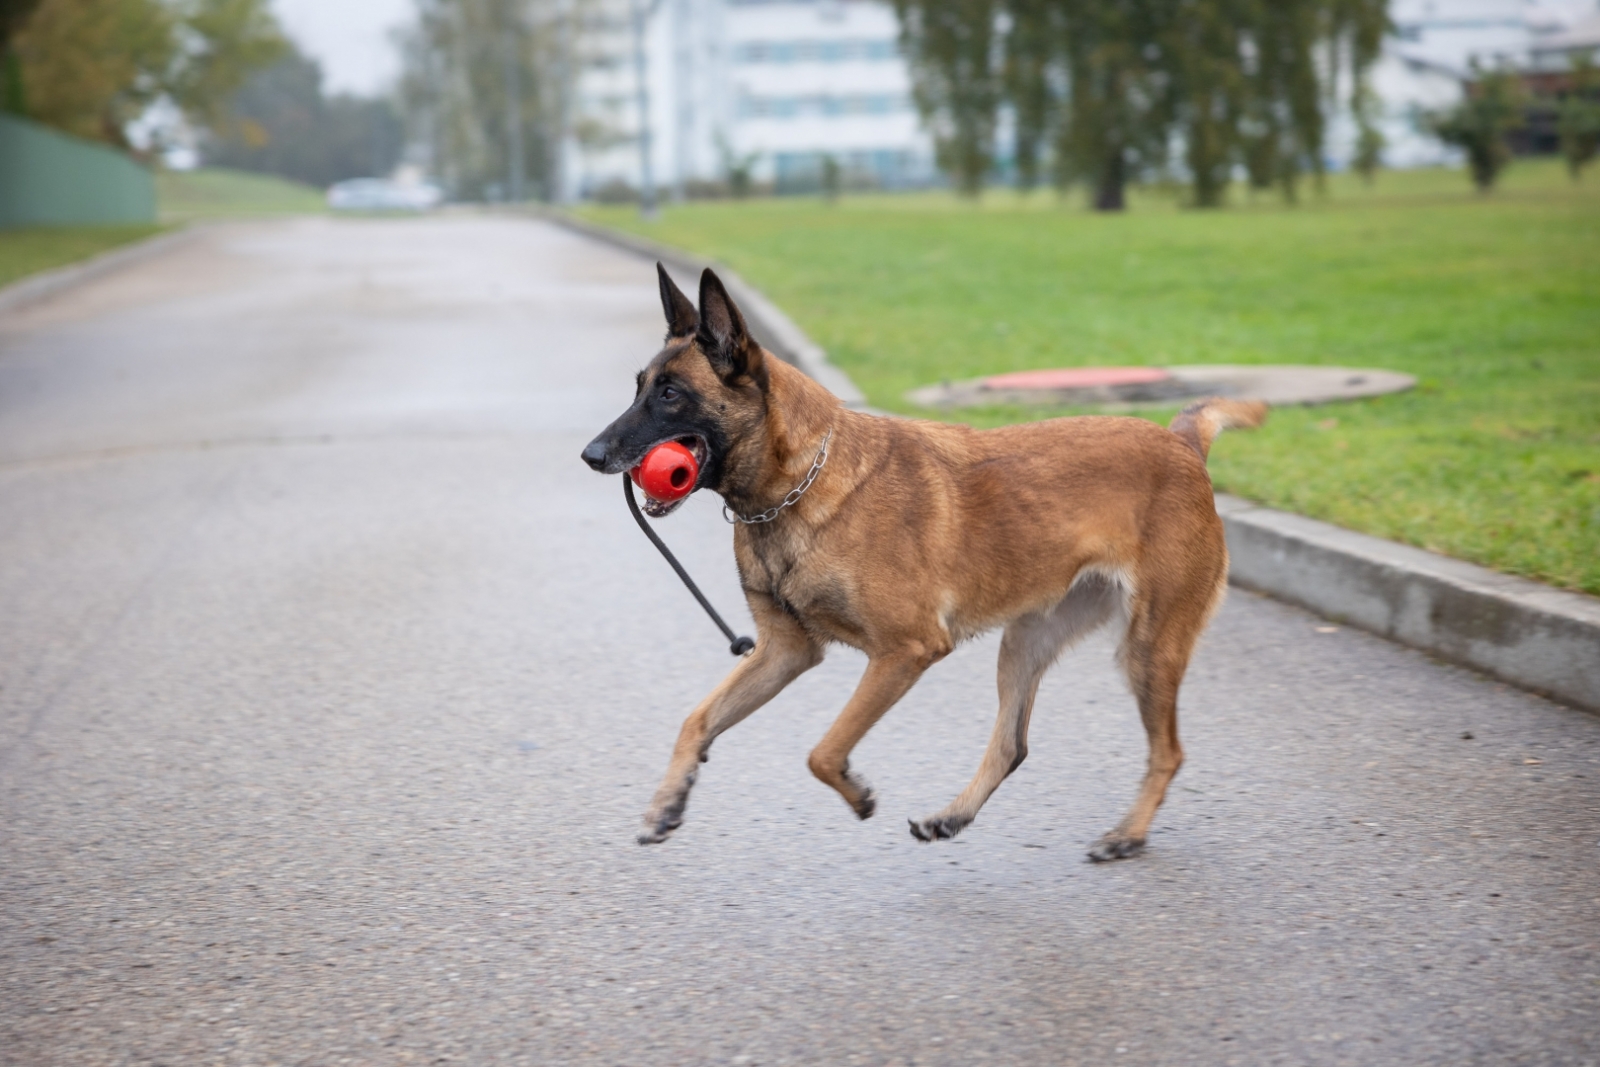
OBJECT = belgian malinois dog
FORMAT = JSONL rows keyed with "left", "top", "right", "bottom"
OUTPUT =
{"left": 582, "top": 265, "right": 1265, "bottom": 860}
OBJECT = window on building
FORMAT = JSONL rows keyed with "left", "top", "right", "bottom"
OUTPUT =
{"left": 738, "top": 93, "right": 911, "bottom": 120}
{"left": 733, "top": 38, "right": 898, "bottom": 64}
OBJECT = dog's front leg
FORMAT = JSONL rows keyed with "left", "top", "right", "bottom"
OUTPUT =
{"left": 807, "top": 643, "right": 942, "bottom": 820}
{"left": 639, "top": 599, "right": 822, "bottom": 844}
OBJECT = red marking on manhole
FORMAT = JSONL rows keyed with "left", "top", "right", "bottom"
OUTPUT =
{"left": 983, "top": 366, "right": 1171, "bottom": 390}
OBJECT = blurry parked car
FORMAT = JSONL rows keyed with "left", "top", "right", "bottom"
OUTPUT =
{"left": 327, "top": 178, "right": 444, "bottom": 212}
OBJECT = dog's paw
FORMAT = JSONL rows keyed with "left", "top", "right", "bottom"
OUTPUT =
{"left": 637, "top": 799, "right": 687, "bottom": 845}
{"left": 1086, "top": 833, "right": 1145, "bottom": 862}
{"left": 843, "top": 767, "right": 876, "bottom": 821}
{"left": 908, "top": 814, "right": 971, "bottom": 842}
{"left": 850, "top": 786, "right": 876, "bottom": 821}
{"left": 636, "top": 816, "right": 681, "bottom": 845}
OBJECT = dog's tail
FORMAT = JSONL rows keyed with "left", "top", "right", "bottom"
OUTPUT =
{"left": 1168, "top": 398, "right": 1268, "bottom": 461}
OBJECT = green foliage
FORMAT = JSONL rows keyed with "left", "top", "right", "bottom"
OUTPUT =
{"left": 1558, "top": 54, "right": 1600, "bottom": 182}
{"left": 0, "top": 0, "right": 44, "bottom": 47}
{"left": 1430, "top": 65, "right": 1522, "bottom": 192}
{"left": 581, "top": 160, "right": 1600, "bottom": 593}
{"left": 0, "top": 0, "right": 42, "bottom": 112}
{"left": 893, "top": 0, "right": 1003, "bottom": 197}
{"left": 164, "top": 0, "right": 289, "bottom": 131}
{"left": 203, "top": 47, "right": 404, "bottom": 187}
{"left": 1039, "top": 1, "right": 1170, "bottom": 210}
{"left": 6, "top": 0, "right": 284, "bottom": 149}
{"left": 0, "top": 223, "right": 164, "bottom": 288}
{"left": 396, "top": 0, "right": 568, "bottom": 202}
{"left": 10, "top": 0, "right": 176, "bottom": 146}
{"left": 893, "top": 0, "right": 1389, "bottom": 208}
{"left": 718, "top": 134, "right": 760, "bottom": 199}
{"left": 820, "top": 154, "right": 842, "bottom": 203}
{"left": 1351, "top": 77, "right": 1384, "bottom": 184}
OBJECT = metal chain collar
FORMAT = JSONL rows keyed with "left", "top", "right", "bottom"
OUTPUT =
{"left": 723, "top": 429, "right": 833, "bottom": 525}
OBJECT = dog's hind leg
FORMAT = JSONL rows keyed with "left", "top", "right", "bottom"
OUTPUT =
{"left": 807, "top": 641, "right": 943, "bottom": 820}
{"left": 910, "top": 573, "right": 1122, "bottom": 842}
{"left": 1087, "top": 571, "right": 1223, "bottom": 862}
{"left": 639, "top": 596, "right": 822, "bottom": 844}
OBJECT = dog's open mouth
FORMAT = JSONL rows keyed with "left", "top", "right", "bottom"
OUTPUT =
{"left": 639, "top": 435, "right": 708, "bottom": 518}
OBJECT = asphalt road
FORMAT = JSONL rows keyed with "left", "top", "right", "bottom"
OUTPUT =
{"left": 1, "top": 216, "right": 1597, "bottom": 1067}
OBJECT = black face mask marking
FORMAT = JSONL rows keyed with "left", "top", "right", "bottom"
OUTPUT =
{"left": 582, "top": 352, "right": 735, "bottom": 514}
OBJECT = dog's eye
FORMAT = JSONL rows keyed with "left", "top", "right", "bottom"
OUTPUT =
{"left": 661, "top": 385, "right": 679, "bottom": 401}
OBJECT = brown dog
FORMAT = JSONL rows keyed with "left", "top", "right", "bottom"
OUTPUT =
{"left": 581, "top": 265, "right": 1265, "bottom": 859}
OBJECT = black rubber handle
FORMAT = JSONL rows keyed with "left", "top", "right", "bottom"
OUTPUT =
{"left": 624, "top": 476, "right": 755, "bottom": 657}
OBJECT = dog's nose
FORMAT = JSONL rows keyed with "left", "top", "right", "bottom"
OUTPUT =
{"left": 580, "top": 439, "right": 610, "bottom": 471}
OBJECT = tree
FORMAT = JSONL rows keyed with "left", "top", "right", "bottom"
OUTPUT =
{"left": 893, "top": 0, "right": 1004, "bottom": 197}
{"left": 397, "top": 0, "right": 573, "bottom": 201}
{"left": 1001, "top": 0, "right": 1055, "bottom": 191}
{"left": 6, "top": 0, "right": 283, "bottom": 150}
{"left": 0, "top": 0, "right": 44, "bottom": 113}
{"left": 1159, "top": 0, "right": 1386, "bottom": 206}
{"left": 1236, "top": 0, "right": 1327, "bottom": 202}
{"left": 894, "top": 0, "right": 1389, "bottom": 207}
{"left": 716, "top": 134, "right": 760, "bottom": 199}
{"left": 9, "top": 0, "right": 174, "bottom": 146}
{"left": 165, "top": 0, "right": 288, "bottom": 132}
{"left": 204, "top": 47, "right": 405, "bottom": 186}
{"left": 1350, "top": 75, "right": 1384, "bottom": 184}
{"left": 1558, "top": 54, "right": 1600, "bottom": 182}
{"left": 1430, "top": 64, "right": 1522, "bottom": 192}
{"left": 820, "top": 153, "right": 841, "bottom": 202}
{"left": 0, "top": 0, "right": 42, "bottom": 47}
{"left": 1049, "top": 0, "right": 1172, "bottom": 210}
{"left": 1156, "top": 0, "right": 1247, "bottom": 207}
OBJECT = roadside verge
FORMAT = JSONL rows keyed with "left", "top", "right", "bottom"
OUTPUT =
{"left": 0, "top": 225, "right": 199, "bottom": 317}
{"left": 1217, "top": 496, "right": 1600, "bottom": 712}
{"left": 549, "top": 208, "right": 1600, "bottom": 714}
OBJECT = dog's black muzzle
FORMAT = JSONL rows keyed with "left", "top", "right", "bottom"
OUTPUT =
{"left": 580, "top": 438, "right": 611, "bottom": 472}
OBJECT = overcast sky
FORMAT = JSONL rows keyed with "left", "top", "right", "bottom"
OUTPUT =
{"left": 272, "top": 0, "right": 413, "bottom": 96}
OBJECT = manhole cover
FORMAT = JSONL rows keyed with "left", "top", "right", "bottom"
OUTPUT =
{"left": 907, "top": 365, "right": 1416, "bottom": 410}
{"left": 983, "top": 366, "right": 1173, "bottom": 390}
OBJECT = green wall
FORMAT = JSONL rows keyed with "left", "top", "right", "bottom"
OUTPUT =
{"left": 0, "top": 114, "right": 156, "bottom": 227}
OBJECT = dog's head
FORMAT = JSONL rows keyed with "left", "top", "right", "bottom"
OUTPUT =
{"left": 581, "top": 264, "right": 770, "bottom": 517}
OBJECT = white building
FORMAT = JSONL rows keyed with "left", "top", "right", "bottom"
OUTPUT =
{"left": 566, "top": 0, "right": 934, "bottom": 199}
{"left": 1328, "top": 0, "right": 1600, "bottom": 168}
{"left": 569, "top": 0, "right": 1600, "bottom": 198}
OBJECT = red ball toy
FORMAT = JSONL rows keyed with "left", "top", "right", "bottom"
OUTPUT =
{"left": 631, "top": 441, "right": 699, "bottom": 503}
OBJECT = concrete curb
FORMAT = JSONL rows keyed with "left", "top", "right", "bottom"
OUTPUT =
{"left": 532, "top": 209, "right": 868, "bottom": 408}
{"left": 0, "top": 225, "right": 202, "bottom": 318}
{"left": 549, "top": 210, "right": 1600, "bottom": 714}
{"left": 1216, "top": 496, "right": 1600, "bottom": 713}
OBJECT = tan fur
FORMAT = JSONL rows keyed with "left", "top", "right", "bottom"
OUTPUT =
{"left": 630, "top": 298, "right": 1264, "bottom": 859}
{"left": 1169, "top": 398, "right": 1268, "bottom": 459}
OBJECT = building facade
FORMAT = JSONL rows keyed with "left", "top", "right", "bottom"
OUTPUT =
{"left": 1326, "top": 0, "right": 1599, "bottom": 168}
{"left": 565, "top": 0, "right": 935, "bottom": 199}
{"left": 570, "top": 0, "right": 1600, "bottom": 199}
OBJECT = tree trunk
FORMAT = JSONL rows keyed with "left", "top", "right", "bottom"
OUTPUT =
{"left": 1093, "top": 148, "right": 1126, "bottom": 211}
{"left": 1188, "top": 113, "right": 1228, "bottom": 207}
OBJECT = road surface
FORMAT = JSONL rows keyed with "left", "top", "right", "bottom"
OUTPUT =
{"left": 1, "top": 216, "right": 1596, "bottom": 1066}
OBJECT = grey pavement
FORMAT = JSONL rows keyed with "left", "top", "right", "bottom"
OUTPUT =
{"left": 1, "top": 216, "right": 1597, "bottom": 1067}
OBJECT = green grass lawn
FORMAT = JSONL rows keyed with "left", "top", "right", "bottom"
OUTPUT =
{"left": 580, "top": 159, "right": 1600, "bottom": 594}
{"left": 0, "top": 224, "right": 168, "bottom": 289}
{"left": 157, "top": 167, "right": 325, "bottom": 222}
{"left": 1, "top": 168, "right": 325, "bottom": 292}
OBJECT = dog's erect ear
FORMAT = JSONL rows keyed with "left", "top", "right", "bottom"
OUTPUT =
{"left": 657, "top": 262, "right": 698, "bottom": 339}
{"left": 697, "top": 268, "right": 767, "bottom": 389}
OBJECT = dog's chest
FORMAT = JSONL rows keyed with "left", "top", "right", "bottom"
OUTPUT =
{"left": 738, "top": 528, "right": 861, "bottom": 640}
